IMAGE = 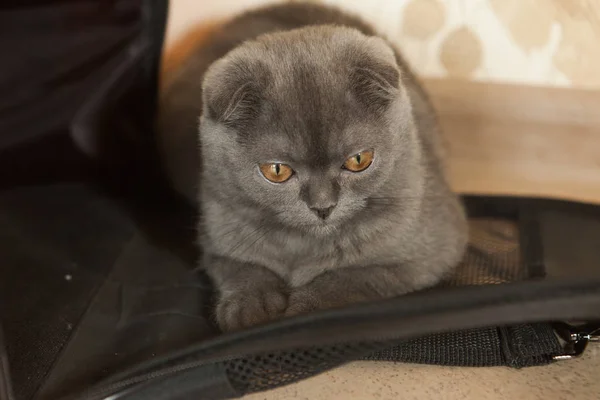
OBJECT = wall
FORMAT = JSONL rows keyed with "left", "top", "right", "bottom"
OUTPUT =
{"left": 164, "top": 0, "right": 600, "bottom": 89}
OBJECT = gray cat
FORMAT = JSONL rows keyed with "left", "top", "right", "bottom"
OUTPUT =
{"left": 158, "top": 3, "right": 468, "bottom": 332}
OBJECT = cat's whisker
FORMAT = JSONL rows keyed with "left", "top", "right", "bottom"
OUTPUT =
{"left": 222, "top": 209, "right": 294, "bottom": 256}
{"left": 366, "top": 195, "right": 461, "bottom": 208}
{"left": 368, "top": 195, "right": 462, "bottom": 200}
{"left": 211, "top": 210, "right": 287, "bottom": 242}
{"left": 224, "top": 212, "right": 287, "bottom": 256}
{"left": 234, "top": 224, "right": 277, "bottom": 257}
{"left": 226, "top": 225, "right": 266, "bottom": 256}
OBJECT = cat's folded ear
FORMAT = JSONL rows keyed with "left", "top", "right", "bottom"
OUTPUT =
{"left": 348, "top": 36, "right": 402, "bottom": 114}
{"left": 202, "top": 56, "right": 266, "bottom": 129}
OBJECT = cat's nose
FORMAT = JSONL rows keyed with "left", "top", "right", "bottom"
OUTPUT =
{"left": 310, "top": 205, "right": 335, "bottom": 220}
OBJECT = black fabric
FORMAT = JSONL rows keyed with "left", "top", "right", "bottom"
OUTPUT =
{"left": 222, "top": 324, "right": 561, "bottom": 396}
{"left": 17, "top": 183, "right": 215, "bottom": 400}
{"left": 0, "top": 184, "right": 135, "bottom": 400}
{"left": 225, "top": 343, "right": 385, "bottom": 394}
{"left": 0, "top": 326, "right": 15, "bottom": 400}
{"left": 0, "top": 1, "right": 170, "bottom": 399}
{"left": 0, "top": 0, "right": 167, "bottom": 190}
{"left": 499, "top": 324, "right": 563, "bottom": 368}
{"left": 221, "top": 323, "right": 562, "bottom": 396}
{"left": 366, "top": 324, "right": 561, "bottom": 368}
{"left": 366, "top": 328, "right": 505, "bottom": 366}
{"left": 0, "top": 1, "right": 142, "bottom": 150}
{"left": 102, "top": 363, "right": 238, "bottom": 400}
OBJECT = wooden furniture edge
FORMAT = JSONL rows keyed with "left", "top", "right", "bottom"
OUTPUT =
{"left": 159, "top": 23, "right": 600, "bottom": 206}
{"left": 422, "top": 78, "right": 600, "bottom": 206}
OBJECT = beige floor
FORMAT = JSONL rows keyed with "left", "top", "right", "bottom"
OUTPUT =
{"left": 244, "top": 347, "right": 600, "bottom": 400}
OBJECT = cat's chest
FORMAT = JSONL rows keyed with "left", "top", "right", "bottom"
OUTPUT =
{"left": 210, "top": 220, "right": 403, "bottom": 287}
{"left": 267, "top": 231, "right": 374, "bottom": 287}
{"left": 269, "top": 233, "right": 339, "bottom": 270}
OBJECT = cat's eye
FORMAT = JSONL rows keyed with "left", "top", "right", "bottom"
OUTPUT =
{"left": 343, "top": 150, "right": 374, "bottom": 172}
{"left": 259, "top": 163, "right": 294, "bottom": 183}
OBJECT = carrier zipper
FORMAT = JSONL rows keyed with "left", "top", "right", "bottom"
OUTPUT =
{"left": 552, "top": 322, "right": 599, "bottom": 361}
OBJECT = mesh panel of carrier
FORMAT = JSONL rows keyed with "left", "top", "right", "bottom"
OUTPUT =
{"left": 223, "top": 217, "right": 561, "bottom": 395}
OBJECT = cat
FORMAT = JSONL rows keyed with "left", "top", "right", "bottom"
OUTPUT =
{"left": 158, "top": 2, "right": 468, "bottom": 332}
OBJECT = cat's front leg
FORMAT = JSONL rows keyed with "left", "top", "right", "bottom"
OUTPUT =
{"left": 205, "top": 254, "right": 289, "bottom": 332}
{"left": 286, "top": 264, "right": 444, "bottom": 317}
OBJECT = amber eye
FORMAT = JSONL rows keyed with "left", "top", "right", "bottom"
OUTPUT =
{"left": 343, "top": 150, "right": 374, "bottom": 172}
{"left": 259, "top": 163, "right": 294, "bottom": 183}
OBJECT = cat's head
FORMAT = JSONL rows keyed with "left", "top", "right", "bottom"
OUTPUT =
{"left": 200, "top": 26, "right": 423, "bottom": 235}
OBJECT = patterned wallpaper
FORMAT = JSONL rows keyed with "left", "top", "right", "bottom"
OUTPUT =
{"left": 164, "top": 0, "right": 600, "bottom": 88}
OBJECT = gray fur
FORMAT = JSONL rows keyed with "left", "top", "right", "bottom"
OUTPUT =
{"left": 158, "top": 3, "right": 468, "bottom": 332}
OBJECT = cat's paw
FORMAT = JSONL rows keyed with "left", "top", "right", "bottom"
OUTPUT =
{"left": 284, "top": 286, "right": 321, "bottom": 317}
{"left": 216, "top": 286, "right": 288, "bottom": 332}
{"left": 286, "top": 282, "right": 376, "bottom": 317}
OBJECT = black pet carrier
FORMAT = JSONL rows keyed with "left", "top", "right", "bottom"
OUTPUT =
{"left": 1, "top": 1, "right": 599, "bottom": 400}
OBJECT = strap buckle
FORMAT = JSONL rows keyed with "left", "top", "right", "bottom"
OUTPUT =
{"left": 552, "top": 322, "right": 599, "bottom": 361}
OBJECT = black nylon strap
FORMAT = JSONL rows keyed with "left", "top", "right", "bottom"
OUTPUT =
{"left": 365, "top": 324, "right": 561, "bottom": 368}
